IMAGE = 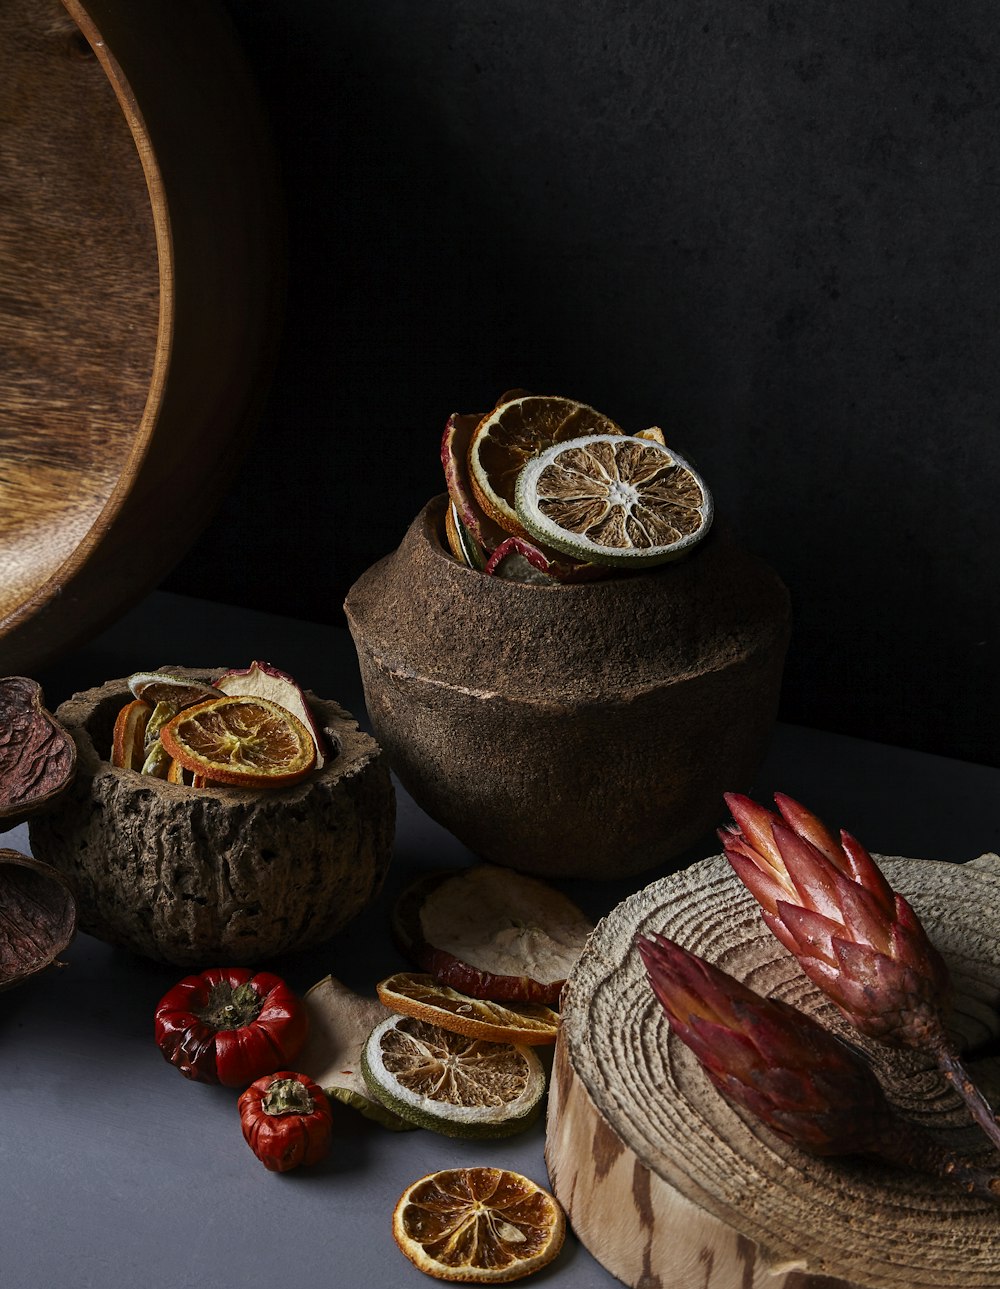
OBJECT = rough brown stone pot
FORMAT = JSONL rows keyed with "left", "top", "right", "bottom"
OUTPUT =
{"left": 28, "top": 670, "right": 395, "bottom": 966}
{"left": 344, "top": 496, "right": 791, "bottom": 880}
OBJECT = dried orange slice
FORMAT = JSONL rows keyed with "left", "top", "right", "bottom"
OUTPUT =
{"left": 159, "top": 695, "right": 316, "bottom": 788}
{"left": 515, "top": 433, "right": 713, "bottom": 568}
{"left": 393, "top": 1167, "right": 566, "bottom": 1283}
{"left": 468, "top": 394, "right": 624, "bottom": 537}
{"left": 376, "top": 972, "right": 559, "bottom": 1046}
{"left": 111, "top": 698, "right": 152, "bottom": 770}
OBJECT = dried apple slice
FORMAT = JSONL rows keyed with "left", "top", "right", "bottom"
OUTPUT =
{"left": 296, "top": 974, "right": 415, "bottom": 1130}
{"left": 391, "top": 865, "right": 594, "bottom": 1006}
{"left": 214, "top": 661, "right": 328, "bottom": 769}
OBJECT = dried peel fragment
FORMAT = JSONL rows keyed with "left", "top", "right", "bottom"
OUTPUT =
{"left": 392, "top": 865, "right": 593, "bottom": 1005}
{"left": 0, "top": 848, "right": 77, "bottom": 991}
{"left": 296, "top": 974, "right": 415, "bottom": 1129}
{"left": 0, "top": 676, "right": 77, "bottom": 829}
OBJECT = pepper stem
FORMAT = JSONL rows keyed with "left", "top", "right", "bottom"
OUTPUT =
{"left": 197, "top": 980, "right": 263, "bottom": 1031}
{"left": 937, "top": 1046, "right": 1000, "bottom": 1155}
{"left": 262, "top": 1077, "right": 314, "bottom": 1117}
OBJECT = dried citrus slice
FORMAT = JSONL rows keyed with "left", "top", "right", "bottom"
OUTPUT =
{"left": 361, "top": 1014, "right": 546, "bottom": 1138}
{"left": 377, "top": 972, "right": 559, "bottom": 1045}
{"left": 515, "top": 433, "right": 713, "bottom": 568}
{"left": 393, "top": 1167, "right": 565, "bottom": 1283}
{"left": 445, "top": 499, "right": 487, "bottom": 571}
{"left": 140, "top": 739, "right": 172, "bottom": 778}
{"left": 468, "top": 394, "right": 624, "bottom": 538}
{"left": 159, "top": 695, "right": 316, "bottom": 788}
{"left": 111, "top": 698, "right": 151, "bottom": 770}
{"left": 392, "top": 867, "right": 593, "bottom": 1005}
{"left": 127, "top": 671, "right": 223, "bottom": 709}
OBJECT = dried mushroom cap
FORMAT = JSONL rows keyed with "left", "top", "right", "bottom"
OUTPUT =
{"left": 0, "top": 849, "right": 77, "bottom": 992}
{"left": 0, "top": 676, "right": 77, "bottom": 828}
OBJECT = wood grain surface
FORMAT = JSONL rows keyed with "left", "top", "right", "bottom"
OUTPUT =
{"left": 0, "top": 0, "right": 281, "bottom": 671}
{"left": 546, "top": 853, "right": 1000, "bottom": 1289}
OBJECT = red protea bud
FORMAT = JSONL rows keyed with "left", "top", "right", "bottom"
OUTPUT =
{"left": 720, "top": 792, "right": 1000, "bottom": 1154}
{"left": 638, "top": 932, "right": 1000, "bottom": 1203}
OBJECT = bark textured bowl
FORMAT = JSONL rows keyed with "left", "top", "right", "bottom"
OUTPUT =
{"left": 28, "top": 672, "right": 395, "bottom": 966}
{"left": 0, "top": 0, "right": 280, "bottom": 674}
{"left": 344, "top": 495, "right": 791, "bottom": 880}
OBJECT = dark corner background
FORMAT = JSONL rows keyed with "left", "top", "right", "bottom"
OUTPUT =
{"left": 161, "top": 1, "right": 999, "bottom": 769}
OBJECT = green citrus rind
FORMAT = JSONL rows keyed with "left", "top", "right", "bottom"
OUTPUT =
{"left": 325, "top": 1085, "right": 418, "bottom": 1132}
{"left": 514, "top": 432, "right": 713, "bottom": 568}
{"left": 361, "top": 1014, "right": 546, "bottom": 1140}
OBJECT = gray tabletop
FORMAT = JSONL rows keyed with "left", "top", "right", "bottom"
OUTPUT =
{"left": 4, "top": 590, "right": 999, "bottom": 1288}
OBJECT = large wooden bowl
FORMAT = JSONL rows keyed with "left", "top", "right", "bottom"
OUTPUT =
{"left": 0, "top": 0, "right": 280, "bottom": 673}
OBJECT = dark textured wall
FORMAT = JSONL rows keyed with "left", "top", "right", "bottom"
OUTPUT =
{"left": 164, "top": 1, "right": 1000, "bottom": 767}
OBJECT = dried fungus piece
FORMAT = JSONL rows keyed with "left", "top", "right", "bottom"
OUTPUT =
{"left": 392, "top": 865, "right": 593, "bottom": 1006}
{"left": 0, "top": 848, "right": 77, "bottom": 991}
{"left": 0, "top": 676, "right": 77, "bottom": 828}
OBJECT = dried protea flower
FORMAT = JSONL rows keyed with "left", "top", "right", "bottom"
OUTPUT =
{"left": 720, "top": 792, "right": 1000, "bottom": 1154}
{"left": 638, "top": 932, "right": 1000, "bottom": 1202}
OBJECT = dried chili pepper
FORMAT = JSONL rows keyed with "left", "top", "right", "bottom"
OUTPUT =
{"left": 238, "top": 1070, "right": 333, "bottom": 1172}
{"left": 154, "top": 967, "right": 308, "bottom": 1087}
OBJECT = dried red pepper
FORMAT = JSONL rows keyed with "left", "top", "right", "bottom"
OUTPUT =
{"left": 154, "top": 967, "right": 308, "bottom": 1087}
{"left": 238, "top": 1070, "right": 333, "bottom": 1172}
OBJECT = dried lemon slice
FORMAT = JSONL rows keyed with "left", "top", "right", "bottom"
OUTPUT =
{"left": 361, "top": 1014, "right": 546, "bottom": 1139}
{"left": 376, "top": 972, "right": 559, "bottom": 1046}
{"left": 393, "top": 1167, "right": 566, "bottom": 1283}
{"left": 468, "top": 394, "right": 624, "bottom": 538}
{"left": 159, "top": 695, "right": 316, "bottom": 788}
{"left": 515, "top": 432, "right": 713, "bottom": 567}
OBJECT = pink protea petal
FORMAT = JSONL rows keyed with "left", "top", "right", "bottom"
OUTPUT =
{"left": 723, "top": 846, "right": 796, "bottom": 915}
{"left": 723, "top": 792, "right": 784, "bottom": 868}
{"left": 773, "top": 794, "right": 846, "bottom": 869}
{"left": 838, "top": 831, "right": 895, "bottom": 914}
{"left": 890, "top": 894, "right": 952, "bottom": 988}
{"left": 761, "top": 907, "right": 803, "bottom": 956}
{"left": 773, "top": 900, "right": 841, "bottom": 965}
{"left": 771, "top": 823, "right": 847, "bottom": 922}
{"left": 826, "top": 868, "right": 895, "bottom": 954}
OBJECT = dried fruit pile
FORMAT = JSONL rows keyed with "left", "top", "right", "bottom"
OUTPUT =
{"left": 109, "top": 661, "right": 328, "bottom": 789}
{"left": 149, "top": 862, "right": 581, "bottom": 1279}
{"left": 442, "top": 390, "right": 713, "bottom": 582}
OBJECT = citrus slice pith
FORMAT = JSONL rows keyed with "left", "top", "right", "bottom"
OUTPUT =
{"left": 468, "top": 394, "right": 624, "bottom": 538}
{"left": 393, "top": 1167, "right": 566, "bottom": 1284}
{"left": 376, "top": 972, "right": 559, "bottom": 1046}
{"left": 515, "top": 432, "right": 713, "bottom": 568}
{"left": 361, "top": 1013, "right": 546, "bottom": 1139}
{"left": 159, "top": 694, "right": 316, "bottom": 788}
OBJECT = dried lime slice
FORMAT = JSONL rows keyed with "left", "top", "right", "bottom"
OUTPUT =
{"left": 362, "top": 1013, "right": 546, "bottom": 1139}
{"left": 514, "top": 433, "right": 713, "bottom": 568}
{"left": 128, "top": 671, "right": 224, "bottom": 709}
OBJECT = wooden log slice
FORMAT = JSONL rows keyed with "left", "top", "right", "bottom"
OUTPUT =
{"left": 546, "top": 853, "right": 1000, "bottom": 1289}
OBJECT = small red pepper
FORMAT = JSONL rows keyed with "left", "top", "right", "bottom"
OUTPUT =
{"left": 238, "top": 1070, "right": 333, "bottom": 1172}
{"left": 154, "top": 967, "right": 308, "bottom": 1088}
